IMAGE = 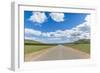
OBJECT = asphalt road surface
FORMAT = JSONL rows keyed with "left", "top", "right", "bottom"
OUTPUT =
{"left": 31, "top": 45, "right": 90, "bottom": 61}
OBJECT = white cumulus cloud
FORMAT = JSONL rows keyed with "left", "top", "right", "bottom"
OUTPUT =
{"left": 25, "top": 22, "right": 90, "bottom": 43}
{"left": 29, "top": 12, "right": 47, "bottom": 24}
{"left": 41, "top": 22, "right": 90, "bottom": 41}
{"left": 49, "top": 12, "right": 64, "bottom": 22}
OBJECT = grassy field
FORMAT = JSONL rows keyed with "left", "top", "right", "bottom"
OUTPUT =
{"left": 65, "top": 43, "right": 90, "bottom": 54}
{"left": 24, "top": 45, "right": 54, "bottom": 54}
{"left": 24, "top": 40, "right": 90, "bottom": 55}
{"left": 24, "top": 40, "right": 56, "bottom": 54}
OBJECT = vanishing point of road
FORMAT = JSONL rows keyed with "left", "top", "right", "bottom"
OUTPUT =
{"left": 28, "top": 45, "right": 90, "bottom": 61}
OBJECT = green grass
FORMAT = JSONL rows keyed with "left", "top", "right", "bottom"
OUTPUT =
{"left": 65, "top": 44, "right": 90, "bottom": 54}
{"left": 24, "top": 40, "right": 90, "bottom": 55}
{"left": 24, "top": 45, "right": 54, "bottom": 54}
{"left": 24, "top": 40, "right": 57, "bottom": 54}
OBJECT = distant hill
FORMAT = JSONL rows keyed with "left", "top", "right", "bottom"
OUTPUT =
{"left": 73, "top": 39, "right": 90, "bottom": 44}
{"left": 24, "top": 40, "right": 57, "bottom": 45}
{"left": 24, "top": 39, "right": 90, "bottom": 45}
{"left": 24, "top": 40, "right": 43, "bottom": 45}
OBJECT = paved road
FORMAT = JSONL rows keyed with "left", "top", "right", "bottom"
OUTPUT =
{"left": 31, "top": 45, "right": 89, "bottom": 61}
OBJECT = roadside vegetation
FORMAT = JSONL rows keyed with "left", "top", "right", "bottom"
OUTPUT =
{"left": 24, "top": 39, "right": 90, "bottom": 55}
{"left": 24, "top": 40, "right": 56, "bottom": 54}
{"left": 64, "top": 39, "right": 90, "bottom": 54}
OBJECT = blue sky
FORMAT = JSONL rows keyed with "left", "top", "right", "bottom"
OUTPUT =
{"left": 24, "top": 11, "right": 90, "bottom": 43}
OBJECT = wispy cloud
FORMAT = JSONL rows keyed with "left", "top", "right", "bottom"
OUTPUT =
{"left": 85, "top": 14, "right": 90, "bottom": 26}
{"left": 25, "top": 28, "right": 41, "bottom": 36}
